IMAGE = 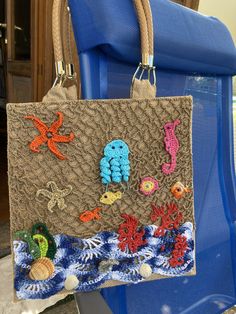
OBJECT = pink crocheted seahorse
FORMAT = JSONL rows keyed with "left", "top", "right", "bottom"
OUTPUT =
{"left": 162, "top": 119, "right": 180, "bottom": 175}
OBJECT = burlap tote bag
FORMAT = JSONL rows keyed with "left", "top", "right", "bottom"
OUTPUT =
{"left": 7, "top": 0, "right": 195, "bottom": 300}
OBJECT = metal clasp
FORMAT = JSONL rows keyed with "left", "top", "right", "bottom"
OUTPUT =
{"left": 53, "top": 60, "right": 66, "bottom": 87}
{"left": 132, "top": 62, "right": 156, "bottom": 86}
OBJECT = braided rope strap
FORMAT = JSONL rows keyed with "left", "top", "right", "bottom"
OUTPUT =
{"left": 43, "top": 0, "right": 77, "bottom": 102}
{"left": 131, "top": 0, "right": 156, "bottom": 98}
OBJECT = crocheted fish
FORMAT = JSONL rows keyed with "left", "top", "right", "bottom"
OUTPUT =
{"left": 100, "top": 139, "right": 130, "bottom": 185}
{"left": 79, "top": 208, "right": 101, "bottom": 222}
{"left": 100, "top": 191, "right": 122, "bottom": 205}
{"left": 171, "top": 182, "right": 191, "bottom": 199}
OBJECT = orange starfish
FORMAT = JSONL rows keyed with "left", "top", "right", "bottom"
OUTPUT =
{"left": 25, "top": 111, "right": 75, "bottom": 160}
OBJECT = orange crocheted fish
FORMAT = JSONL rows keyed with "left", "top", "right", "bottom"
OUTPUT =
{"left": 79, "top": 208, "right": 102, "bottom": 223}
{"left": 171, "top": 182, "right": 191, "bottom": 200}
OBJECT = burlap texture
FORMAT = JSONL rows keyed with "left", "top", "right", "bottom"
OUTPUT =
{"left": 130, "top": 78, "right": 156, "bottom": 98}
{"left": 42, "top": 84, "right": 78, "bottom": 102}
{"left": 7, "top": 96, "right": 193, "bottom": 238}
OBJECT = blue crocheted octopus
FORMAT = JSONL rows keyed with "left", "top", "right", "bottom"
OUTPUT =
{"left": 100, "top": 139, "right": 130, "bottom": 185}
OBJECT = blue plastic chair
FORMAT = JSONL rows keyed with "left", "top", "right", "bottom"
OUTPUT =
{"left": 69, "top": 0, "right": 236, "bottom": 313}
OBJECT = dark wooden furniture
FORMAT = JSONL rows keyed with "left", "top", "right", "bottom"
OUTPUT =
{"left": 6, "top": 0, "right": 79, "bottom": 103}
{"left": 171, "top": 0, "right": 199, "bottom": 11}
{"left": 1, "top": 0, "right": 80, "bottom": 224}
{"left": 5, "top": 0, "right": 56, "bottom": 103}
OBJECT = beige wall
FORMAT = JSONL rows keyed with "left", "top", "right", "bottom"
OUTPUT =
{"left": 199, "top": 0, "right": 236, "bottom": 43}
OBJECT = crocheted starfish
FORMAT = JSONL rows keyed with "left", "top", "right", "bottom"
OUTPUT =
{"left": 36, "top": 181, "right": 73, "bottom": 213}
{"left": 25, "top": 111, "right": 74, "bottom": 160}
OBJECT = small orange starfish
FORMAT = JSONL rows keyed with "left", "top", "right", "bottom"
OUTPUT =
{"left": 25, "top": 111, "right": 75, "bottom": 160}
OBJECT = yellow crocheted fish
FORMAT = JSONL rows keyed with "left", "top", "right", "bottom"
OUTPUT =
{"left": 100, "top": 191, "right": 122, "bottom": 205}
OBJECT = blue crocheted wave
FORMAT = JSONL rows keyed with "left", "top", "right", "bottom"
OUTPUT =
{"left": 14, "top": 222, "right": 194, "bottom": 299}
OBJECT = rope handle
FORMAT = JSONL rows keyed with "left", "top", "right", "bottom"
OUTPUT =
{"left": 133, "top": 0, "right": 154, "bottom": 67}
{"left": 52, "top": 0, "right": 64, "bottom": 84}
{"left": 52, "top": 0, "right": 76, "bottom": 86}
{"left": 52, "top": 0, "right": 154, "bottom": 66}
{"left": 62, "top": 1, "right": 76, "bottom": 80}
{"left": 52, "top": 0, "right": 155, "bottom": 87}
{"left": 132, "top": 0, "right": 156, "bottom": 87}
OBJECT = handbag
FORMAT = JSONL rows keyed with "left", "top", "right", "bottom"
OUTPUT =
{"left": 7, "top": 0, "right": 195, "bottom": 300}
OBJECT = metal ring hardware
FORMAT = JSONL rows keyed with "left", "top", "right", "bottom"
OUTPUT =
{"left": 132, "top": 62, "right": 156, "bottom": 86}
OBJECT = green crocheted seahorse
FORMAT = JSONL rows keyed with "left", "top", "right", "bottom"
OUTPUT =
{"left": 14, "top": 222, "right": 57, "bottom": 260}
{"left": 32, "top": 234, "right": 48, "bottom": 258}
{"left": 14, "top": 230, "right": 41, "bottom": 260}
{"left": 31, "top": 223, "right": 57, "bottom": 260}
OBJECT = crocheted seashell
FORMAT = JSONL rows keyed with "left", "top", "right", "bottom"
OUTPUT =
{"left": 64, "top": 275, "right": 79, "bottom": 291}
{"left": 29, "top": 257, "right": 55, "bottom": 280}
{"left": 139, "top": 263, "right": 152, "bottom": 278}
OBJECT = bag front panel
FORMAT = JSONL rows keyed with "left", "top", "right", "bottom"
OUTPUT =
{"left": 7, "top": 96, "right": 195, "bottom": 299}
{"left": 8, "top": 97, "right": 194, "bottom": 236}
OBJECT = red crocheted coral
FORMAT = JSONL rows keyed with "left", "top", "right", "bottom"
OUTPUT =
{"left": 118, "top": 214, "right": 146, "bottom": 253}
{"left": 169, "top": 234, "right": 188, "bottom": 267}
{"left": 150, "top": 203, "right": 183, "bottom": 237}
{"left": 25, "top": 112, "right": 74, "bottom": 160}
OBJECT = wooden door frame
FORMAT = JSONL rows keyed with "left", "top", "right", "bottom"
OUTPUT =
{"left": 6, "top": 0, "right": 31, "bottom": 102}
{"left": 7, "top": 0, "right": 80, "bottom": 102}
{"left": 31, "top": 0, "right": 54, "bottom": 102}
{"left": 6, "top": 0, "right": 54, "bottom": 102}
{"left": 172, "top": 0, "right": 199, "bottom": 10}
{"left": 184, "top": 0, "right": 199, "bottom": 10}
{"left": 6, "top": 0, "right": 32, "bottom": 72}
{"left": 32, "top": 0, "right": 80, "bottom": 101}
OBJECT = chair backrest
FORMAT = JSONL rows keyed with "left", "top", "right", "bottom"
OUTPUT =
{"left": 69, "top": 0, "right": 236, "bottom": 313}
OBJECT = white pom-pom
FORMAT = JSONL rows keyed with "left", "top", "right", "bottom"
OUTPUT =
{"left": 139, "top": 263, "right": 152, "bottom": 278}
{"left": 64, "top": 275, "right": 79, "bottom": 290}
